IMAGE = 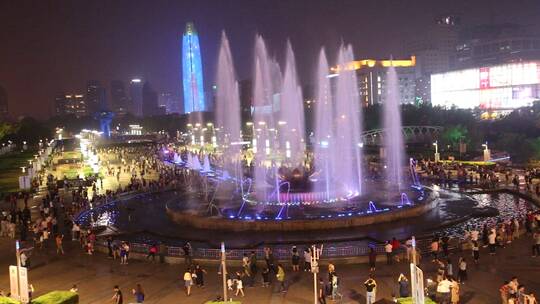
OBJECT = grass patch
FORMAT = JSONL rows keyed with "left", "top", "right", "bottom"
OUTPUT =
{"left": 0, "top": 150, "right": 37, "bottom": 196}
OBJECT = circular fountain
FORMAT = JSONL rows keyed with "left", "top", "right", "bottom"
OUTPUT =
{"left": 78, "top": 34, "right": 445, "bottom": 243}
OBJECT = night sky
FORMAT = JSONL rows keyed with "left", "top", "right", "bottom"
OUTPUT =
{"left": 1, "top": 0, "right": 539, "bottom": 119}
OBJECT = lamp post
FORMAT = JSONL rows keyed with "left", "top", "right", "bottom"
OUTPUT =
{"left": 311, "top": 244, "right": 323, "bottom": 304}
{"left": 220, "top": 242, "right": 228, "bottom": 302}
{"left": 433, "top": 141, "right": 440, "bottom": 162}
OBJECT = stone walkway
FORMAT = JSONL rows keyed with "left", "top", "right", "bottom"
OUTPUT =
{"left": 0, "top": 234, "right": 538, "bottom": 303}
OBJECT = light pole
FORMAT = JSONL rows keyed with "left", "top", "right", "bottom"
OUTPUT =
{"left": 220, "top": 242, "right": 228, "bottom": 302}
{"left": 311, "top": 244, "right": 323, "bottom": 304}
{"left": 433, "top": 141, "right": 440, "bottom": 162}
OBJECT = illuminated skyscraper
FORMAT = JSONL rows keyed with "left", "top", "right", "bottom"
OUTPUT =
{"left": 182, "top": 22, "right": 206, "bottom": 113}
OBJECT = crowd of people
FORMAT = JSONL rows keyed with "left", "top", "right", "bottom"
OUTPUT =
{"left": 2, "top": 142, "right": 540, "bottom": 303}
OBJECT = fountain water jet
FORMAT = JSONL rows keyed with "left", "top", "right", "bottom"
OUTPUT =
{"left": 383, "top": 64, "right": 405, "bottom": 188}
{"left": 215, "top": 31, "right": 243, "bottom": 182}
{"left": 333, "top": 44, "right": 364, "bottom": 196}
{"left": 313, "top": 48, "right": 334, "bottom": 199}
{"left": 279, "top": 41, "right": 306, "bottom": 166}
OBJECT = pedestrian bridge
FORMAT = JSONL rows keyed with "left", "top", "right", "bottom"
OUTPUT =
{"left": 361, "top": 125, "right": 443, "bottom": 145}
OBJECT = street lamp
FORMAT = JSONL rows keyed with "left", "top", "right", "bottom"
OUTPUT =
{"left": 433, "top": 140, "right": 440, "bottom": 162}
{"left": 311, "top": 244, "right": 324, "bottom": 304}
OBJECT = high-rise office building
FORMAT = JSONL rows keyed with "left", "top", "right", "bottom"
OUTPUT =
{"left": 110, "top": 80, "right": 128, "bottom": 115}
{"left": 86, "top": 80, "right": 107, "bottom": 113}
{"left": 158, "top": 92, "right": 181, "bottom": 114}
{"left": 142, "top": 81, "right": 160, "bottom": 116}
{"left": 129, "top": 78, "right": 143, "bottom": 117}
{"left": 182, "top": 22, "right": 206, "bottom": 114}
{"left": 0, "top": 85, "right": 8, "bottom": 118}
{"left": 54, "top": 93, "right": 87, "bottom": 117}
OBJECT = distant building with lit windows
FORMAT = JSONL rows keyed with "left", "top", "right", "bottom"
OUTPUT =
{"left": 331, "top": 56, "right": 417, "bottom": 106}
{"left": 54, "top": 93, "right": 87, "bottom": 117}
{"left": 182, "top": 22, "right": 206, "bottom": 114}
{"left": 129, "top": 78, "right": 143, "bottom": 117}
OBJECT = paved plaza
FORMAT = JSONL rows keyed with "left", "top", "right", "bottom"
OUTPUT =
{"left": 0, "top": 230, "right": 538, "bottom": 303}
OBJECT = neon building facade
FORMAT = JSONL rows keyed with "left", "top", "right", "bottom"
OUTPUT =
{"left": 182, "top": 22, "right": 206, "bottom": 113}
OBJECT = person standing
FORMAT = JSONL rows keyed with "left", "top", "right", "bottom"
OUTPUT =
{"left": 472, "top": 240, "right": 480, "bottom": 264}
{"left": 276, "top": 264, "right": 286, "bottom": 293}
{"left": 304, "top": 248, "right": 312, "bottom": 272}
{"left": 533, "top": 230, "right": 540, "bottom": 257}
{"left": 489, "top": 229, "right": 497, "bottom": 255}
{"left": 398, "top": 273, "right": 409, "bottom": 298}
{"left": 364, "top": 275, "right": 377, "bottom": 304}
{"left": 183, "top": 242, "right": 193, "bottom": 266}
{"left": 194, "top": 264, "right": 207, "bottom": 287}
{"left": 291, "top": 246, "right": 300, "bottom": 272}
{"left": 112, "top": 285, "right": 123, "bottom": 304}
{"left": 500, "top": 281, "right": 510, "bottom": 304}
{"left": 183, "top": 268, "right": 193, "bottom": 296}
{"left": 436, "top": 276, "right": 452, "bottom": 304}
{"left": 385, "top": 241, "right": 393, "bottom": 265}
{"left": 369, "top": 247, "right": 377, "bottom": 271}
{"left": 450, "top": 277, "right": 460, "bottom": 304}
{"left": 131, "top": 284, "right": 145, "bottom": 303}
{"left": 55, "top": 234, "right": 64, "bottom": 255}
{"left": 431, "top": 237, "right": 440, "bottom": 262}
{"left": 261, "top": 268, "right": 270, "bottom": 287}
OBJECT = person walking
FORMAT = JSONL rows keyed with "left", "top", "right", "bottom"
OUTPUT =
{"left": 398, "top": 273, "right": 409, "bottom": 298}
{"left": 318, "top": 278, "right": 327, "bottom": 304}
{"left": 131, "top": 284, "right": 145, "bottom": 303}
{"left": 364, "top": 275, "right": 377, "bottom": 304}
{"left": 331, "top": 272, "right": 342, "bottom": 300}
{"left": 235, "top": 273, "right": 245, "bottom": 297}
{"left": 112, "top": 285, "right": 123, "bottom": 304}
{"left": 276, "top": 264, "right": 286, "bottom": 293}
{"left": 183, "top": 268, "right": 193, "bottom": 296}
{"left": 146, "top": 244, "right": 157, "bottom": 262}
{"left": 457, "top": 257, "right": 467, "bottom": 283}
{"left": 385, "top": 241, "right": 393, "bottom": 265}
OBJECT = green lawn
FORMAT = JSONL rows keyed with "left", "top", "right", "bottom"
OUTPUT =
{"left": 0, "top": 150, "right": 37, "bottom": 196}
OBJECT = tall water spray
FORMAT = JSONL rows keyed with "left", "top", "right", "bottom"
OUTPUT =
{"left": 313, "top": 48, "right": 334, "bottom": 198}
{"left": 333, "top": 45, "right": 364, "bottom": 196}
{"left": 279, "top": 41, "right": 306, "bottom": 166}
{"left": 252, "top": 35, "right": 280, "bottom": 193}
{"left": 383, "top": 65, "right": 405, "bottom": 188}
{"left": 215, "top": 31, "right": 242, "bottom": 175}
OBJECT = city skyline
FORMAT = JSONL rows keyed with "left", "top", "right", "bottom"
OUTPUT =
{"left": 1, "top": 0, "right": 540, "bottom": 119}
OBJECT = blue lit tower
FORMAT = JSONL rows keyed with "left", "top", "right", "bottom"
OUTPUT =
{"left": 182, "top": 22, "right": 206, "bottom": 113}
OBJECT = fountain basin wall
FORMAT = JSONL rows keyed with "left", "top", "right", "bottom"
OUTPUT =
{"left": 166, "top": 194, "right": 439, "bottom": 232}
